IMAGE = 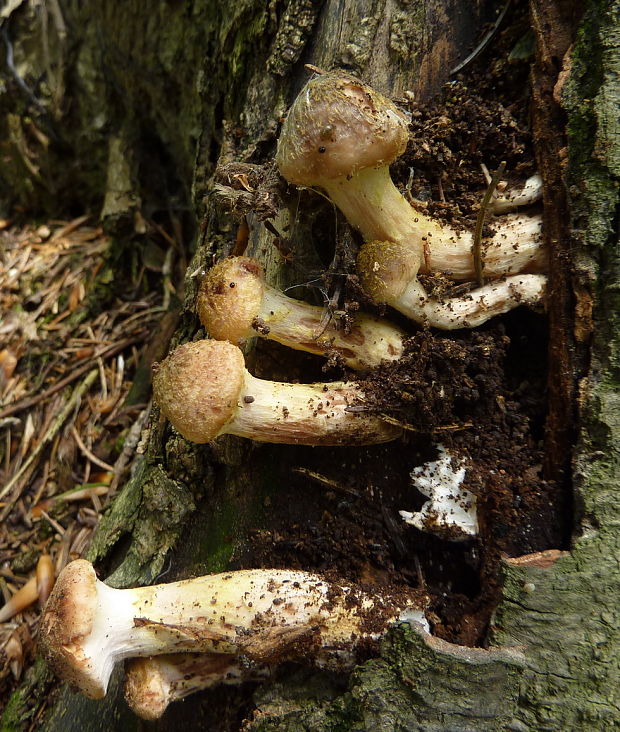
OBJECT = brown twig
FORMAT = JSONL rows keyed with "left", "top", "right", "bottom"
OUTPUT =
{"left": 472, "top": 161, "right": 506, "bottom": 286}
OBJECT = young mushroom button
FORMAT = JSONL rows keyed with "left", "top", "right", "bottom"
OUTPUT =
{"left": 124, "top": 653, "right": 272, "bottom": 720}
{"left": 152, "top": 340, "right": 400, "bottom": 445}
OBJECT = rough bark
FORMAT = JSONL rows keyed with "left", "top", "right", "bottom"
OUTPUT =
{"left": 1, "top": 0, "right": 619, "bottom": 730}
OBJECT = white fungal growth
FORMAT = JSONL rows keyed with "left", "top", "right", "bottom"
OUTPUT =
{"left": 400, "top": 446, "right": 478, "bottom": 541}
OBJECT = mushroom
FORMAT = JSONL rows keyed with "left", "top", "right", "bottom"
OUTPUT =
{"left": 152, "top": 339, "right": 400, "bottom": 445}
{"left": 357, "top": 240, "right": 547, "bottom": 330}
{"left": 399, "top": 446, "right": 478, "bottom": 541}
{"left": 125, "top": 653, "right": 272, "bottom": 720}
{"left": 197, "top": 256, "right": 406, "bottom": 370}
{"left": 275, "top": 71, "right": 546, "bottom": 282}
{"left": 39, "top": 559, "right": 427, "bottom": 699}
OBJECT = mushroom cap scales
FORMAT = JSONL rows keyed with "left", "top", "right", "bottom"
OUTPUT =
{"left": 275, "top": 72, "right": 409, "bottom": 186}
{"left": 197, "top": 257, "right": 265, "bottom": 344}
{"left": 152, "top": 340, "right": 245, "bottom": 443}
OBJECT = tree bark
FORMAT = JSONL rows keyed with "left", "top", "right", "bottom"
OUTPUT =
{"left": 1, "top": 0, "right": 619, "bottom": 730}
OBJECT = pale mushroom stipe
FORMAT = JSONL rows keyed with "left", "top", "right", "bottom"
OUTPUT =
{"left": 197, "top": 256, "right": 406, "bottom": 370}
{"left": 275, "top": 72, "right": 547, "bottom": 328}
{"left": 40, "top": 559, "right": 428, "bottom": 699}
{"left": 152, "top": 339, "right": 400, "bottom": 445}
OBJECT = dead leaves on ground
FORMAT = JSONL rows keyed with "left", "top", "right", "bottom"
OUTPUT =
{"left": 0, "top": 216, "right": 173, "bottom": 702}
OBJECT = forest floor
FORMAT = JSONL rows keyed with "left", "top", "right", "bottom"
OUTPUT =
{"left": 0, "top": 217, "right": 178, "bottom": 719}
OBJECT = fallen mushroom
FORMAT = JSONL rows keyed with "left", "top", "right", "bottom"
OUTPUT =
{"left": 399, "top": 446, "right": 478, "bottom": 541}
{"left": 125, "top": 653, "right": 272, "bottom": 720}
{"left": 275, "top": 71, "right": 546, "bottom": 282}
{"left": 152, "top": 339, "right": 400, "bottom": 445}
{"left": 197, "top": 256, "right": 406, "bottom": 370}
{"left": 40, "top": 559, "right": 428, "bottom": 699}
{"left": 357, "top": 240, "right": 546, "bottom": 329}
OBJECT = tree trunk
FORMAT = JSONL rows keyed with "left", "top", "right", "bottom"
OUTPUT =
{"left": 2, "top": 0, "right": 619, "bottom": 730}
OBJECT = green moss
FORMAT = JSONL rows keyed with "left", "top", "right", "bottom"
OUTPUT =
{"left": 1, "top": 658, "right": 55, "bottom": 731}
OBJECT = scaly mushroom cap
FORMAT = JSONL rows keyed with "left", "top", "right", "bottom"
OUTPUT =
{"left": 38, "top": 559, "right": 102, "bottom": 698}
{"left": 356, "top": 240, "right": 420, "bottom": 303}
{"left": 153, "top": 340, "right": 245, "bottom": 443}
{"left": 197, "top": 257, "right": 265, "bottom": 344}
{"left": 124, "top": 657, "right": 169, "bottom": 720}
{"left": 276, "top": 72, "right": 409, "bottom": 186}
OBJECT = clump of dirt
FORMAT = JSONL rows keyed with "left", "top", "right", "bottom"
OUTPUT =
{"left": 397, "top": 80, "right": 537, "bottom": 232}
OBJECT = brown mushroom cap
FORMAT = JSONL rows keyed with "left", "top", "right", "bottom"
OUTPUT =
{"left": 38, "top": 559, "right": 102, "bottom": 698}
{"left": 197, "top": 257, "right": 265, "bottom": 343}
{"left": 275, "top": 72, "right": 409, "bottom": 186}
{"left": 152, "top": 340, "right": 245, "bottom": 443}
{"left": 124, "top": 657, "right": 168, "bottom": 720}
{"left": 356, "top": 240, "right": 420, "bottom": 303}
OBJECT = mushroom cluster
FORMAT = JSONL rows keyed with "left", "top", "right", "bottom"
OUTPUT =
{"left": 39, "top": 71, "right": 548, "bottom": 716}
{"left": 275, "top": 72, "right": 547, "bottom": 329}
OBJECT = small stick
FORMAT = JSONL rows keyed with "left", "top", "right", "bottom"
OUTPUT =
{"left": 450, "top": 0, "right": 512, "bottom": 75}
{"left": 472, "top": 161, "right": 506, "bottom": 287}
{"left": 70, "top": 425, "right": 115, "bottom": 472}
{"left": 378, "top": 414, "right": 473, "bottom": 433}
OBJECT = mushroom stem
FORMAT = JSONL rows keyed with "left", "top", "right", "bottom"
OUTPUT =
{"left": 419, "top": 212, "right": 545, "bottom": 281}
{"left": 40, "top": 559, "right": 427, "bottom": 700}
{"left": 358, "top": 240, "right": 546, "bottom": 329}
{"left": 489, "top": 173, "right": 543, "bottom": 213}
{"left": 322, "top": 166, "right": 436, "bottom": 249}
{"left": 152, "top": 340, "right": 400, "bottom": 445}
{"left": 323, "top": 167, "right": 545, "bottom": 281}
{"left": 125, "top": 653, "right": 272, "bottom": 720}
{"left": 198, "top": 257, "right": 406, "bottom": 370}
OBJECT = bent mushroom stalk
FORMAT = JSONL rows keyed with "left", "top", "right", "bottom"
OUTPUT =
{"left": 357, "top": 240, "right": 547, "bottom": 329}
{"left": 152, "top": 339, "right": 400, "bottom": 445}
{"left": 40, "top": 559, "right": 428, "bottom": 699}
{"left": 197, "top": 256, "right": 406, "bottom": 370}
{"left": 124, "top": 653, "right": 272, "bottom": 720}
{"left": 275, "top": 71, "right": 546, "bottom": 282}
